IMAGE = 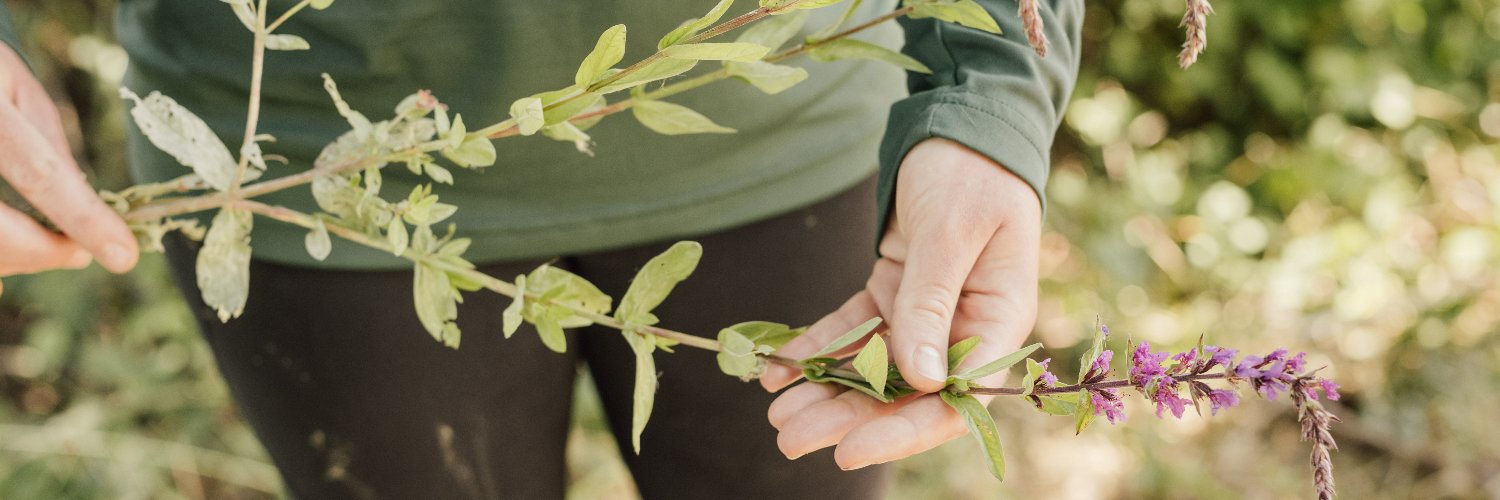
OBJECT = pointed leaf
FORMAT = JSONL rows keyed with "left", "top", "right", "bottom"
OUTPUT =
{"left": 632, "top": 100, "right": 736, "bottom": 135}
{"left": 1074, "top": 388, "right": 1096, "bottom": 434}
{"left": 412, "top": 263, "right": 458, "bottom": 343}
{"left": 1036, "top": 393, "right": 1081, "bottom": 416}
{"left": 947, "top": 336, "right": 982, "bottom": 372}
{"left": 736, "top": 10, "right": 807, "bottom": 50}
{"left": 955, "top": 342, "right": 1042, "bottom": 381}
{"left": 577, "top": 24, "right": 628, "bottom": 85}
{"left": 661, "top": 42, "right": 771, "bottom": 62}
{"left": 910, "top": 0, "right": 1002, "bottom": 34}
{"left": 723, "top": 321, "right": 803, "bottom": 350}
{"left": 725, "top": 61, "right": 808, "bottom": 94}
{"left": 808, "top": 38, "right": 931, "bottom": 73}
{"left": 626, "top": 332, "right": 658, "bottom": 453}
{"left": 1020, "top": 358, "right": 1045, "bottom": 396}
{"left": 265, "top": 34, "right": 310, "bottom": 51}
{"left": 853, "top": 335, "right": 889, "bottom": 394}
{"left": 196, "top": 207, "right": 253, "bottom": 322}
{"left": 615, "top": 241, "right": 702, "bottom": 324}
{"left": 810, "top": 317, "right": 882, "bottom": 358}
{"left": 716, "top": 328, "right": 761, "bottom": 378}
{"left": 120, "top": 89, "right": 239, "bottom": 192}
{"left": 310, "top": 0, "right": 335, "bottom": 9}
{"left": 659, "top": 0, "right": 735, "bottom": 49}
{"left": 595, "top": 58, "right": 699, "bottom": 94}
{"left": 940, "top": 391, "right": 1005, "bottom": 481}
{"left": 320, "top": 74, "right": 373, "bottom": 139}
{"left": 386, "top": 217, "right": 408, "bottom": 256}
{"left": 535, "top": 305, "right": 570, "bottom": 353}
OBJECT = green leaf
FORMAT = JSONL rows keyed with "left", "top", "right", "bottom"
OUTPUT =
{"left": 386, "top": 217, "right": 408, "bottom": 256}
{"left": 196, "top": 208, "right": 253, "bottom": 323}
{"left": 532, "top": 88, "right": 604, "bottom": 125}
{"left": 808, "top": 38, "right": 931, "bottom": 73}
{"left": 1036, "top": 392, "right": 1081, "bottom": 416}
{"left": 595, "top": 58, "right": 699, "bottom": 94}
{"left": 1020, "top": 358, "right": 1045, "bottom": 396}
{"left": 909, "top": 0, "right": 1002, "bottom": 34}
{"left": 659, "top": 0, "right": 735, "bottom": 49}
{"left": 725, "top": 61, "right": 808, "bottom": 94}
{"left": 1074, "top": 389, "right": 1096, "bottom": 434}
{"left": 443, "top": 135, "right": 497, "bottom": 168}
{"left": 577, "top": 24, "right": 628, "bottom": 86}
{"left": 541, "top": 122, "right": 595, "bottom": 156}
{"left": 716, "top": 329, "right": 761, "bottom": 378}
{"left": 310, "top": 0, "right": 335, "bottom": 9}
{"left": 502, "top": 275, "right": 527, "bottom": 338}
{"left": 119, "top": 89, "right": 240, "bottom": 192}
{"left": 412, "top": 263, "right": 458, "bottom": 344}
{"left": 736, "top": 10, "right": 807, "bottom": 49}
{"left": 509, "top": 97, "right": 545, "bottom": 136}
{"left": 762, "top": 0, "right": 843, "bottom": 10}
{"left": 810, "top": 317, "right": 882, "bottom": 358}
{"left": 632, "top": 100, "right": 736, "bottom": 135}
{"left": 939, "top": 391, "right": 1005, "bottom": 481}
{"left": 535, "top": 305, "right": 571, "bottom": 353}
{"left": 305, "top": 219, "right": 332, "bottom": 261}
{"left": 615, "top": 241, "right": 703, "bottom": 324}
{"left": 955, "top": 342, "right": 1042, "bottom": 381}
{"left": 947, "top": 337, "right": 982, "bottom": 372}
{"left": 661, "top": 42, "right": 771, "bottom": 62}
{"left": 1078, "top": 320, "right": 1109, "bottom": 380}
{"left": 440, "top": 322, "right": 461, "bottom": 349}
{"left": 722, "top": 321, "right": 803, "bottom": 350}
{"left": 852, "top": 334, "right": 889, "bottom": 394}
{"left": 265, "top": 34, "right": 310, "bottom": 51}
{"left": 524, "top": 265, "right": 613, "bottom": 327}
{"left": 625, "top": 331, "right": 658, "bottom": 453}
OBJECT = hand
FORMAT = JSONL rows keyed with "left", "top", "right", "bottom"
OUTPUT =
{"left": 0, "top": 45, "right": 138, "bottom": 297}
{"left": 759, "top": 138, "right": 1041, "bottom": 469}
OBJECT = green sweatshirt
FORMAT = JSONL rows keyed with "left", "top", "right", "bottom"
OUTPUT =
{"left": 2, "top": 0, "right": 1080, "bottom": 270}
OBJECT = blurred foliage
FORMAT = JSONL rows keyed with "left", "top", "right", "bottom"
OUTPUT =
{"left": 3, "top": 0, "right": 1500, "bottom": 498}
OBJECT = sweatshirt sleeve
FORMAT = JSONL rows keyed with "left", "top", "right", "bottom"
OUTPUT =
{"left": 876, "top": 0, "right": 1084, "bottom": 243}
{"left": 1, "top": 4, "right": 21, "bottom": 56}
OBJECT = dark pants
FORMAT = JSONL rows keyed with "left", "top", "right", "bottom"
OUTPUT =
{"left": 164, "top": 177, "right": 886, "bottom": 499}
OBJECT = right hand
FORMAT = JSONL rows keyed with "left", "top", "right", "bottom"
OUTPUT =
{"left": 0, "top": 44, "right": 137, "bottom": 297}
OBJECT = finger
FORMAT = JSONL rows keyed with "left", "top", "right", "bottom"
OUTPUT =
{"left": 0, "top": 99, "right": 137, "bottom": 273}
{"left": 767, "top": 381, "right": 843, "bottom": 430}
{"left": 889, "top": 216, "right": 991, "bottom": 392}
{"left": 0, "top": 203, "right": 92, "bottom": 274}
{"left": 15, "top": 78, "right": 73, "bottom": 158}
{"left": 760, "top": 290, "right": 882, "bottom": 392}
{"left": 776, "top": 390, "right": 912, "bottom": 459}
{"left": 833, "top": 394, "right": 969, "bottom": 470}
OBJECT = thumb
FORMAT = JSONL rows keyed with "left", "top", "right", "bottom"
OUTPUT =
{"left": 889, "top": 221, "right": 988, "bottom": 392}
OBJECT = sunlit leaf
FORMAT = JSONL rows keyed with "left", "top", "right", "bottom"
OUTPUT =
{"left": 955, "top": 343, "right": 1042, "bottom": 381}
{"left": 305, "top": 219, "right": 332, "bottom": 261}
{"left": 577, "top": 24, "right": 628, "bottom": 86}
{"left": 853, "top": 334, "right": 889, "bottom": 394}
{"left": 940, "top": 391, "right": 1005, "bottom": 481}
{"left": 632, "top": 100, "right": 736, "bottom": 135}
{"left": 661, "top": 42, "right": 771, "bottom": 62}
{"left": 615, "top": 241, "right": 702, "bottom": 324}
{"left": 808, "top": 38, "right": 931, "bottom": 73}
{"left": 502, "top": 275, "right": 526, "bottom": 338}
{"left": 509, "top": 96, "right": 545, "bottom": 136}
{"left": 659, "top": 0, "right": 735, "bottom": 49}
{"left": 120, "top": 89, "right": 239, "bottom": 192}
{"left": 725, "top": 61, "right": 808, "bottom": 94}
{"left": 735, "top": 9, "right": 807, "bottom": 49}
{"left": 908, "top": 0, "right": 1002, "bottom": 34}
{"left": 810, "top": 317, "right": 882, "bottom": 358}
{"left": 265, "top": 34, "right": 310, "bottom": 51}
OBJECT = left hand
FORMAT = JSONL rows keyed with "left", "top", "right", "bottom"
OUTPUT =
{"left": 758, "top": 137, "right": 1042, "bottom": 470}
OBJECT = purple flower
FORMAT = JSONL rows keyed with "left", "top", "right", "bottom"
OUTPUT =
{"left": 1091, "top": 389, "right": 1126, "bottom": 424}
{"left": 1087, "top": 350, "right": 1114, "bottom": 379}
{"left": 1101, "top": 324, "right": 1111, "bottom": 337}
{"left": 1130, "top": 342, "right": 1169, "bottom": 386}
{"left": 1171, "top": 348, "right": 1197, "bottom": 367}
{"left": 1204, "top": 346, "right": 1237, "bottom": 368}
{"left": 1037, "top": 358, "right": 1059, "bottom": 386}
{"left": 1303, "top": 378, "right": 1342, "bottom": 401}
{"left": 1206, "top": 389, "right": 1240, "bottom": 416}
{"left": 1150, "top": 378, "right": 1191, "bottom": 419}
{"left": 1234, "top": 349, "right": 1302, "bottom": 400}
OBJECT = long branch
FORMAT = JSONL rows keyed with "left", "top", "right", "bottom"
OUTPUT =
{"left": 229, "top": 0, "right": 269, "bottom": 194}
{"left": 121, "top": 0, "right": 898, "bottom": 222}
{"left": 969, "top": 372, "right": 1231, "bottom": 395}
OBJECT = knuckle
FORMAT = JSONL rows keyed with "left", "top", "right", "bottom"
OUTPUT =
{"left": 898, "top": 283, "right": 957, "bottom": 328}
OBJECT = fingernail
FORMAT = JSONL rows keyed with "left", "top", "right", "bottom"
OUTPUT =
{"left": 102, "top": 243, "right": 131, "bottom": 271}
{"left": 916, "top": 343, "right": 946, "bottom": 382}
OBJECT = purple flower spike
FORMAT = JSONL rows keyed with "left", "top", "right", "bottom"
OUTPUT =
{"left": 1308, "top": 378, "right": 1341, "bottom": 401}
{"left": 1130, "top": 342, "right": 1169, "bottom": 386}
{"left": 1091, "top": 389, "right": 1126, "bottom": 424}
{"left": 1089, "top": 350, "right": 1114, "bottom": 376}
{"left": 1206, "top": 389, "right": 1240, "bottom": 416}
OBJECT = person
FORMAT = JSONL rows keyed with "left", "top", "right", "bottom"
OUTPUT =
{"left": 0, "top": 0, "right": 1081, "bottom": 498}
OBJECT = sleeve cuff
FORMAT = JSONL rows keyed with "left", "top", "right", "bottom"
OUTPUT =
{"left": 0, "top": 5, "right": 29, "bottom": 68}
{"left": 875, "top": 89, "right": 1053, "bottom": 253}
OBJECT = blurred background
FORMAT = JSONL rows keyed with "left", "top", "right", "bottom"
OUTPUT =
{"left": 2, "top": 0, "right": 1498, "bottom": 498}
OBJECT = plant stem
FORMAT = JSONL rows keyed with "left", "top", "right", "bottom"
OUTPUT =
{"left": 765, "top": 5, "right": 915, "bottom": 63}
{"left": 968, "top": 372, "right": 1232, "bottom": 396}
{"left": 266, "top": 0, "right": 311, "bottom": 33}
{"left": 228, "top": 0, "right": 269, "bottom": 194}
